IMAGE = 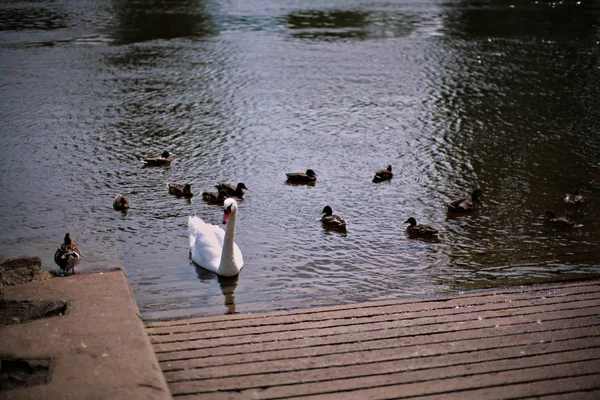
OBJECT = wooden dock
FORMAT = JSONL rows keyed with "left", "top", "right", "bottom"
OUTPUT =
{"left": 147, "top": 280, "right": 600, "bottom": 399}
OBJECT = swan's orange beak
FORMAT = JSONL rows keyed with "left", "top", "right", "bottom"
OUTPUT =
{"left": 222, "top": 208, "right": 231, "bottom": 224}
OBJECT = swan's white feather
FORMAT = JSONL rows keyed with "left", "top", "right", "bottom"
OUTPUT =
{"left": 188, "top": 212, "right": 243, "bottom": 276}
{"left": 188, "top": 216, "right": 224, "bottom": 273}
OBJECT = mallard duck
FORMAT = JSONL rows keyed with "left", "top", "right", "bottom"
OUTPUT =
{"left": 404, "top": 217, "right": 438, "bottom": 237}
{"left": 215, "top": 182, "right": 248, "bottom": 197}
{"left": 447, "top": 189, "right": 484, "bottom": 213}
{"left": 54, "top": 233, "right": 82, "bottom": 275}
{"left": 286, "top": 169, "right": 317, "bottom": 183}
{"left": 168, "top": 183, "right": 194, "bottom": 198}
{"left": 564, "top": 189, "right": 585, "bottom": 205}
{"left": 113, "top": 194, "right": 130, "bottom": 211}
{"left": 372, "top": 165, "right": 393, "bottom": 183}
{"left": 202, "top": 189, "right": 229, "bottom": 205}
{"left": 142, "top": 151, "right": 172, "bottom": 168}
{"left": 321, "top": 205, "right": 348, "bottom": 231}
{"left": 544, "top": 211, "right": 576, "bottom": 228}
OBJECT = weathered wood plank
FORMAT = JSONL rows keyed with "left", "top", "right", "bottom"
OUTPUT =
{"left": 149, "top": 280, "right": 600, "bottom": 400}
{"left": 152, "top": 301, "right": 599, "bottom": 353}
{"left": 159, "top": 320, "right": 597, "bottom": 373}
{"left": 147, "top": 281, "right": 600, "bottom": 331}
{"left": 148, "top": 289, "right": 600, "bottom": 337}
{"left": 167, "top": 337, "right": 600, "bottom": 396}
{"left": 146, "top": 280, "right": 599, "bottom": 328}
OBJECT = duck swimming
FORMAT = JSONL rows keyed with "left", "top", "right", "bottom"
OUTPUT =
{"left": 404, "top": 217, "right": 438, "bottom": 237}
{"left": 215, "top": 182, "right": 248, "bottom": 198}
{"left": 113, "top": 194, "right": 130, "bottom": 211}
{"left": 142, "top": 151, "right": 172, "bottom": 168}
{"left": 168, "top": 183, "right": 194, "bottom": 198}
{"left": 447, "top": 189, "right": 484, "bottom": 213}
{"left": 564, "top": 189, "right": 584, "bottom": 205}
{"left": 544, "top": 211, "right": 576, "bottom": 228}
{"left": 54, "top": 233, "right": 82, "bottom": 275}
{"left": 372, "top": 165, "right": 393, "bottom": 183}
{"left": 202, "top": 188, "right": 229, "bottom": 205}
{"left": 286, "top": 169, "right": 317, "bottom": 183}
{"left": 189, "top": 198, "right": 243, "bottom": 277}
{"left": 321, "top": 205, "right": 348, "bottom": 231}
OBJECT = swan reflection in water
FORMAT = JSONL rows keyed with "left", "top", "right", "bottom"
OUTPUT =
{"left": 194, "top": 266, "right": 239, "bottom": 314}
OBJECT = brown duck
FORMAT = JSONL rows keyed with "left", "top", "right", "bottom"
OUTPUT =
{"left": 54, "top": 233, "right": 82, "bottom": 275}
{"left": 168, "top": 183, "right": 194, "bottom": 198}
{"left": 404, "top": 217, "right": 438, "bottom": 237}
{"left": 286, "top": 169, "right": 317, "bottom": 183}
{"left": 544, "top": 211, "right": 576, "bottom": 228}
{"left": 202, "top": 188, "right": 229, "bottom": 205}
{"left": 113, "top": 194, "right": 130, "bottom": 211}
{"left": 447, "top": 189, "right": 484, "bottom": 213}
{"left": 142, "top": 151, "right": 172, "bottom": 168}
{"left": 215, "top": 182, "right": 248, "bottom": 197}
{"left": 321, "top": 205, "right": 348, "bottom": 231}
{"left": 564, "top": 189, "right": 584, "bottom": 205}
{"left": 372, "top": 165, "right": 393, "bottom": 183}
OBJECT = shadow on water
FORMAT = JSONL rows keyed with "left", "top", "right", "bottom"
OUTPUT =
{"left": 0, "top": 5, "right": 68, "bottom": 32}
{"left": 286, "top": 8, "right": 419, "bottom": 41}
{"left": 109, "top": 0, "right": 217, "bottom": 45}
{"left": 195, "top": 266, "right": 239, "bottom": 314}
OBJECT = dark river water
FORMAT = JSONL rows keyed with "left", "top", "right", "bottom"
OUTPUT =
{"left": 1, "top": 0, "right": 599, "bottom": 320}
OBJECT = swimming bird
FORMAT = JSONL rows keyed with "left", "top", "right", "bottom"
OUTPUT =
{"left": 372, "top": 165, "right": 393, "bottom": 183}
{"left": 321, "top": 205, "right": 348, "bottom": 231}
{"left": 215, "top": 182, "right": 248, "bottom": 198}
{"left": 544, "top": 211, "right": 576, "bottom": 228}
{"left": 447, "top": 189, "right": 484, "bottom": 213}
{"left": 564, "top": 189, "right": 585, "bottom": 205}
{"left": 54, "top": 233, "right": 82, "bottom": 275}
{"left": 113, "top": 194, "right": 130, "bottom": 211}
{"left": 286, "top": 169, "right": 317, "bottom": 183}
{"left": 142, "top": 151, "right": 172, "bottom": 168}
{"left": 202, "top": 189, "right": 229, "bottom": 205}
{"left": 189, "top": 198, "right": 244, "bottom": 277}
{"left": 168, "top": 183, "right": 194, "bottom": 198}
{"left": 404, "top": 217, "right": 438, "bottom": 237}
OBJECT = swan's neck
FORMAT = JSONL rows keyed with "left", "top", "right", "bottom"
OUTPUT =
{"left": 218, "top": 207, "right": 239, "bottom": 275}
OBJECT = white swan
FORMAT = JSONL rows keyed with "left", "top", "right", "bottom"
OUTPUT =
{"left": 188, "top": 198, "right": 244, "bottom": 277}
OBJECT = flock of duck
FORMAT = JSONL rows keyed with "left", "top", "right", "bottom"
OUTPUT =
{"left": 53, "top": 151, "right": 587, "bottom": 278}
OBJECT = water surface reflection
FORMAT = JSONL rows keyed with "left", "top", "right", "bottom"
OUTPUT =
{"left": 0, "top": 0, "right": 598, "bottom": 320}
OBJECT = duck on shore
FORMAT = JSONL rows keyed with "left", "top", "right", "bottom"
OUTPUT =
{"left": 54, "top": 233, "right": 82, "bottom": 275}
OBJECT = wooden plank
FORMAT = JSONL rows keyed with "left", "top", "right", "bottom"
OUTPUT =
{"left": 149, "top": 295, "right": 600, "bottom": 346}
{"left": 164, "top": 326, "right": 600, "bottom": 383}
{"left": 152, "top": 301, "right": 599, "bottom": 353}
{"left": 158, "top": 319, "right": 597, "bottom": 367}
{"left": 147, "top": 289, "right": 600, "bottom": 336}
{"left": 149, "top": 280, "right": 600, "bottom": 400}
{"left": 147, "top": 281, "right": 600, "bottom": 331}
{"left": 167, "top": 337, "right": 600, "bottom": 396}
{"left": 146, "top": 280, "right": 600, "bottom": 328}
